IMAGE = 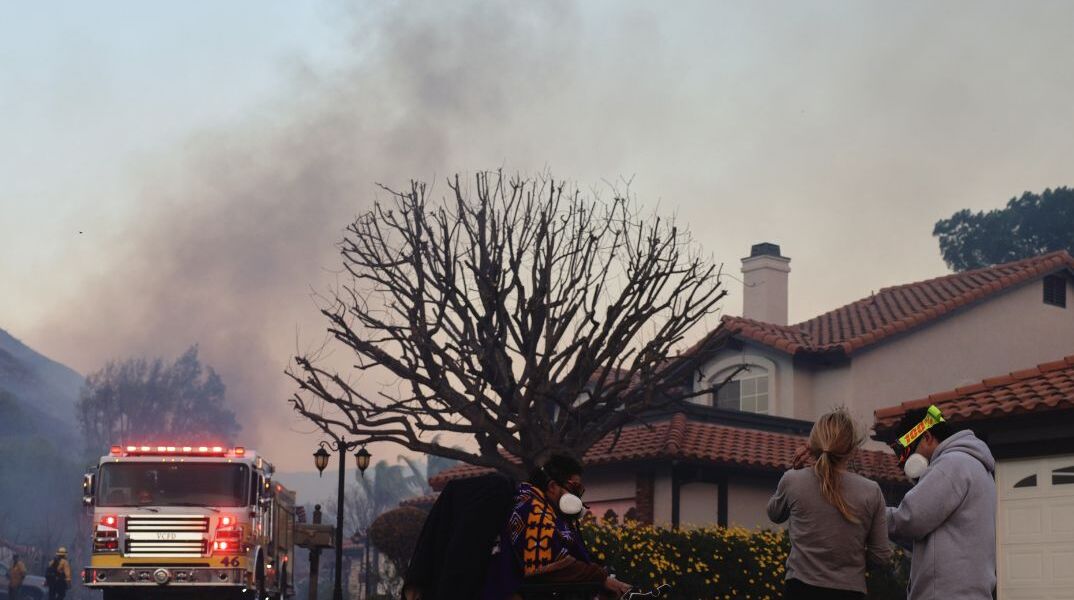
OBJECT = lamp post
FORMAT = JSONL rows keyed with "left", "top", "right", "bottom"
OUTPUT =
{"left": 313, "top": 439, "right": 371, "bottom": 600}
{"left": 363, "top": 527, "right": 373, "bottom": 600}
{"left": 353, "top": 447, "right": 372, "bottom": 599}
{"left": 308, "top": 504, "right": 322, "bottom": 600}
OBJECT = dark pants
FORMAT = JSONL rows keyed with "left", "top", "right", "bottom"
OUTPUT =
{"left": 48, "top": 583, "right": 67, "bottom": 600}
{"left": 8, "top": 585, "right": 21, "bottom": 600}
{"left": 785, "top": 578, "right": 865, "bottom": 600}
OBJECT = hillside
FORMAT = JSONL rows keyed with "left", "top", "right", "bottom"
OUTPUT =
{"left": 0, "top": 328, "right": 84, "bottom": 435}
{"left": 0, "top": 329, "right": 86, "bottom": 551}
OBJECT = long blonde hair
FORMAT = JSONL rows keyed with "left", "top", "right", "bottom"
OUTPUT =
{"left": 809, "top": 407, "right": 864, "bottom": 523}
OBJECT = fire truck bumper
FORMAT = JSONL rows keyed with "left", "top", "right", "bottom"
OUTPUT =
{"left": 84, "top": 567, "right": 250, "bottom": 587}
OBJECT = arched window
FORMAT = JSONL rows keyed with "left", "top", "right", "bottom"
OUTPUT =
{"left": 1013, "top": 474, "right": 1037, "bottom": 489}
{"left": 713, "top": 367, "right": 770, "bottom": 414}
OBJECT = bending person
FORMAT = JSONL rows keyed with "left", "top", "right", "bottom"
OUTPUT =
{"left": 767, "top": 407, "right": 891, "bottom": 600}
{"left": 483, "top": 453, "right": 631, "bottom": 600}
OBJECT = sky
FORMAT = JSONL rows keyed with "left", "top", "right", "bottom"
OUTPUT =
{"left": 3, "top": 1, "right": 1074, "bottom": 472}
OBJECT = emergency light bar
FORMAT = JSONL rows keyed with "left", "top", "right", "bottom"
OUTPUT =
{"left": 110, "top": 445, "right": 246, "bottom": 458}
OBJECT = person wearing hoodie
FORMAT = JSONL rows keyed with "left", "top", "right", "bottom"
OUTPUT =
{"left": 886, "top": 406, "right": 996, "bottom": 600}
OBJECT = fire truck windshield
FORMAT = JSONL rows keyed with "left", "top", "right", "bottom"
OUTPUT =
{"left": 97, "top": 462, "right": 250, "bottom": 507}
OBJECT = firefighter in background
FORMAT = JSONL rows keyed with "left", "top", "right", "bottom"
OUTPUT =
{"left": 45, "top": 547, "right": 72, "bottom": 600}
{"left": 7, "top": 553, "right": 26, "bottom": 600}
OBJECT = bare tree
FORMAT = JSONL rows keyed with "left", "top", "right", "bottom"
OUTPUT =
{"left": 289, "top": 171, "right": 730, "bottom": 478}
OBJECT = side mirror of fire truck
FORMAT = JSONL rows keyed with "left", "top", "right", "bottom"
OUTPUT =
{"left": 82, "top": 471, "right": 96, "bottom": 507}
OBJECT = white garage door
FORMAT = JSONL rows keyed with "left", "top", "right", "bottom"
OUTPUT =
{"left": 997, "top": 454, "right": 1074, "bottom": 600}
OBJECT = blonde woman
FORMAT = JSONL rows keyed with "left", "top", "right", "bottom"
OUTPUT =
{"left": 767, "top": 408, "right": 891, "bottom": 600}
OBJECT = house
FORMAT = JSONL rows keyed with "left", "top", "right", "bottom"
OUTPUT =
{"left": 431, "top": 246, "right": 1074, "bottom": 533}
{"left": 692, "top": 245, "right": 1074, "bottom": 429}
{"left": 874, "top": 354, "right": 1074, "bottom": 599}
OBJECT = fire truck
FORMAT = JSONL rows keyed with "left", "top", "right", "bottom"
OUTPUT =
{"left": 81, "top": 445, "right": 296, "bottom": 600}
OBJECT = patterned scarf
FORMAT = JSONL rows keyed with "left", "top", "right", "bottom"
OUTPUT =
{"left": 508, "top": 482, "right": 592, "bottom": 575}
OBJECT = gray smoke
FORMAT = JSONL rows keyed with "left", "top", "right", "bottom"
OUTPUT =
{"left": 28, "top": 1, "right": 589, "bottom": 468}
{"left": 24, "top": 1, "right": 1074, "bottom": 469}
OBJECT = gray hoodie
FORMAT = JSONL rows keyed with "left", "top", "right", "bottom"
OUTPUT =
{"left": 886, "top": 429, "right": 996, "bottom": 600}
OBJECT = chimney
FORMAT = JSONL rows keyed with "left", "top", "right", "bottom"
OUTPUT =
{"left": 741, "top": 242, "right": 791, "bottom": 325}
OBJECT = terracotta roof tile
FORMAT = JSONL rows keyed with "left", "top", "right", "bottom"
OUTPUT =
{"left": 713, "top": 251, "right": 1074, "bottom": 357}
{"left": 875, "top": 353, "right": 1074, "bottom": 433}
{"left": 430, "top": 414, "right": 906, "bottom": 490}
{"left": 399, "top": 494, "right": 439, "bottom": 509}
{"left": 1010, "top": 367, "right": 1041, "bottom": 380}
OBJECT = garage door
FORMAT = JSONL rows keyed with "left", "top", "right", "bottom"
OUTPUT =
{"left": 997, "top": 454, "right": 1074, "bottom": 600}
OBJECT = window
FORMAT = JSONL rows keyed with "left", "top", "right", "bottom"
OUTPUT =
{"left": 1044, "top": 275, "right": 1067, "bottom": 308}
{"left": 1013, "top": 474, "right": 1037, "bottom": 489}
{"left": 1052, "top": 466, "right": 1074, "bottom": 486}
{"left": 715, "top": 370, "right": 770, "bottom": 414}
{"left": 97, "top": 462, "right": 250, "bottom": 507}
{"left": 250, "top": 472, "right": 260, "bottom": 506}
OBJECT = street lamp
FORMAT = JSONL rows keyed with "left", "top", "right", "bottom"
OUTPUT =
{"left": 314, "top": 438, "right": 370, "bottom": 600}
{"left": 354, "top": 446, "right": 371, "bottom": 473}
{"left": 313, "top": 448, "right": 330, "bottom": 475}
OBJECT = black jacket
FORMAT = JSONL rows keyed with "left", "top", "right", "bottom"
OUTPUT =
{"left": 404, "top": 472, "right": 516, "bottom": 599}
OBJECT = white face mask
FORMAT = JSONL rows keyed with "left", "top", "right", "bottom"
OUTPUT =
{"left": 558, "top": 493, "right": 584, "bottom": 516}
{"left": 904, "top": 453, "right": 929, "bottom": 481}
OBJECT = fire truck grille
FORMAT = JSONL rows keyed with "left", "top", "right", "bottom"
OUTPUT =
{"left": 124, "top": 515, "right": 210, "bottom": 557}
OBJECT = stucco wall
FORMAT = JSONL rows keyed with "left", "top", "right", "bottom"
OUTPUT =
{"left": 582, "top": 467, "right": 638, "bottom": 502}
{"left": 797, "top": 363, "right": 851, "bottom": 424}
{"left": 653, "top": 469, "right": 674, "bottom": 526}
{"left": 811, "top": 278, "right": 1074, "bottom": 429}
{"left": 678, "top": 482, "right": 720, "bottom": 528}
{"left": 727, "top": 474, "right": 780, "bottom": 529}
{"left": 582, "top": 466, "right": 639, "bottom": 521}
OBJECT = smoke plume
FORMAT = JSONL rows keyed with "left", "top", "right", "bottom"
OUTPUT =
{"left": 27, "top": 2, "right": 596, "bottom": 468}
{"left": 24, "top": 1, "right": 1074, "bottom": 469}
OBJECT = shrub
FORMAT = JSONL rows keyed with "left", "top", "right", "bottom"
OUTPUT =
{"left": 578, "top": 520, "right": 909, "bottom": 600}
{"left": 369, "top": 506, "right": 428, "bottom": 579}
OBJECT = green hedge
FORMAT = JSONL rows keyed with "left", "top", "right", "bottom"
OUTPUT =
{"left": 578, "top": 520, "right": 909, "bottom": 600}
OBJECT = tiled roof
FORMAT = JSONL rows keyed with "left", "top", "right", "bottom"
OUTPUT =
{"left": 399, "top": 493, "right": 439, "bottom": 510}
{"left": 428, "top": 463, "right": 499, "bottom": 488}
{"left": 875, "top": 354, "right": 1074, "bottom": 434}
{"left": 429, "top": 413, "right": 906, "bottom": 490}
{"left": 716, "top": 251, "right": 1074, "bottom": 356}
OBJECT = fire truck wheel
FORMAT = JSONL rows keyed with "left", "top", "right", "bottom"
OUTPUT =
{"left": 280, "top": 564, "right": 287, "bottom": 599}
{"left": 256, "top": 553, "right": 267, "bottom": 600}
